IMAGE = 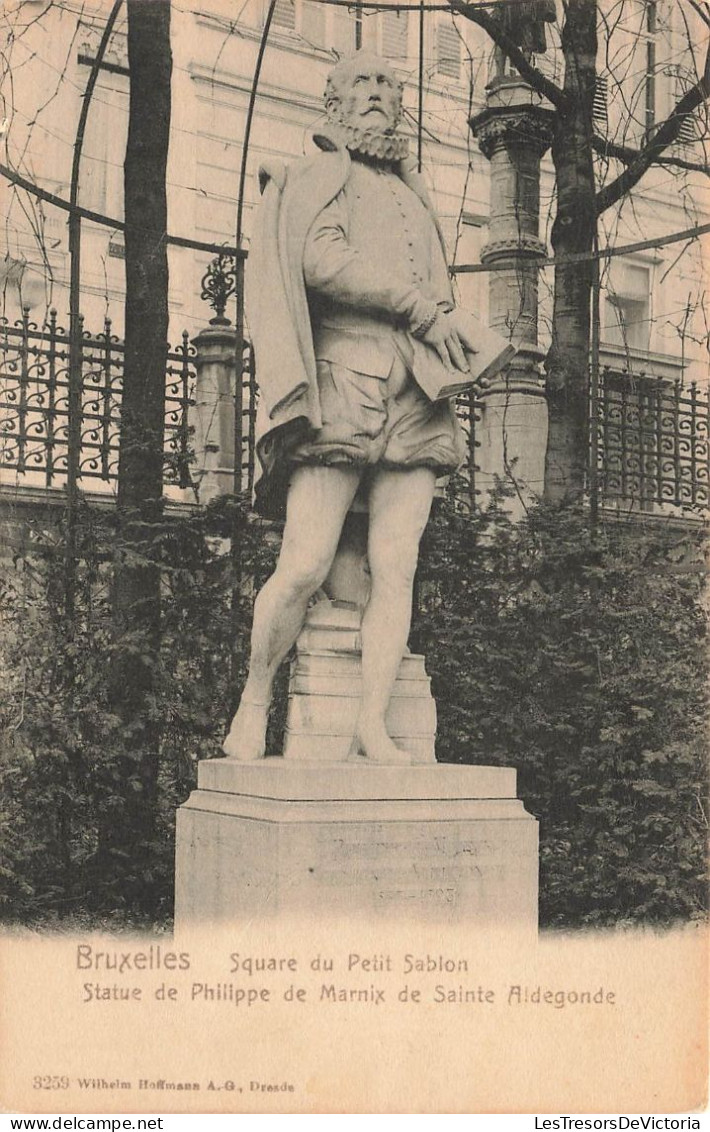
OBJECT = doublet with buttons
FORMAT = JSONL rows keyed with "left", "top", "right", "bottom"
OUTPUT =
{"left": 289, "top": 156, "right": 465, "bottom": 475}
{"left": 247, "top": 141, "right": 466, "bottom": 515}
{"left": 304, "top": 159, "right": 453, "bottom": 378}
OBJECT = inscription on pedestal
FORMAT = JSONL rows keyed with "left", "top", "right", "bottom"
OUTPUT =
{"left": 175, "top": 763, "right": 539, "bottom": 928}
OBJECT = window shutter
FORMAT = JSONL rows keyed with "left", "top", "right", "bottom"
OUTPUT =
{"left": 437, "top": 20, "right": 461, "bottom": 80}
{"left": 673, "top": 68, "right": 704, "bottom": 146}
{"left": 381, "top": 9, "right": 408, "bottom": 59}
{"left": 676, "top": 113, "right": 697, "bottom": 144}
{"left": 593, "top": 75, "right": 608, "bottom": 132}
{"left": 273, "top": 0, "right": 296, "bottom": 31}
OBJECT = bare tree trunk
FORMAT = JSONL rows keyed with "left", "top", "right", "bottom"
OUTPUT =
{"left": 544, "top": 0, "right": 597, "bottom": 501}
{"left": 108, "top": 0, "right": 172, "bottom": 876}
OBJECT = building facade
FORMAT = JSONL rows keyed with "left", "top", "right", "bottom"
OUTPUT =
{"left": 1, "top": 0, "right": 708, "bottom": 513}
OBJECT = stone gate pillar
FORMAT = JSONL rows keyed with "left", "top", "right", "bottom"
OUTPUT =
{"left": 191, "top": 319, "right": 237, "bottom": 503}
{"left": 470, "top": 80, "right": 555, "bottom": 515}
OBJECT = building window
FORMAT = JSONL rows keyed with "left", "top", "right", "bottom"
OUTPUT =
{"left": 81, "top": 109, "right": 109, "bottom": 214}
{"left": 625, "top": 0, "right": 666, "bottom": 144}
{"left": 644, "top": 1, "right": 657, "bottom": 139}
{"left": 607, "top": 294, "right": 650, "bottom": 353}
{"left": 602, "top": 262, "right": 652, "bottom": 354}
{"left": 436, "top": 19, "right": 461, "bottom": 80}
{"left": 79, "top": 78, "right": 128, "bottom": 217}
{"left": 270, "top": 0, "right": 325, "bottom": 45}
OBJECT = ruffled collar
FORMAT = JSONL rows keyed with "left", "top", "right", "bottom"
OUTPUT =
{"left": 340, "top": 121, "right": 410, "bottom": 163}
{"left": 314, "top": 118, "right": 409, "bottom": 164}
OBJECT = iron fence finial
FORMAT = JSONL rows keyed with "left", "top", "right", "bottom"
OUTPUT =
{"left": 201, "top": 251, "right": 237, "bottom": 325}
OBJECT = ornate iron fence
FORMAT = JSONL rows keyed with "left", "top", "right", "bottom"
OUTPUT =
{"left": 453, "top": 389, "right": 481, "bottom": 509}
{"left": 4, "top": 307, "right": 706, "bottom": 519}
{"left": 0, "top": 306, "right": 196, "bottom": 490}
{"left": 592, "top": 368, "right": 709, "bottom": 516}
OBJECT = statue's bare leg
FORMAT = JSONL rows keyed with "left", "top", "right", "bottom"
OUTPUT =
{"left": 223, "top": 464, "right": 361, "bottom": 760}
{"left": 354, "top": 466, "right": 436, "bottom": 764}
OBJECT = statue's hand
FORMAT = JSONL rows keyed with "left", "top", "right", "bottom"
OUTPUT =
{"left": 447, "top": 308, "right": 479, "bottom": 356}
{"left": 421, "top": 309, "right": 477, "bottom": 372}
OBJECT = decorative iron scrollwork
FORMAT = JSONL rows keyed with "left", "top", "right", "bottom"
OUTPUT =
{"left": 594, "top": 368, "right": 710, "bottom": 515}
{"left": 0, "top": 314, "right": 200, "bottom": 490}
{"left": 200, "top": 252, "right": 237, "bottom": 325}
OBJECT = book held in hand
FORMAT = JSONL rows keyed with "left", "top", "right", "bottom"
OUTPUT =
{"left": 411, "top": 308, "right": 518, "bottom": 402}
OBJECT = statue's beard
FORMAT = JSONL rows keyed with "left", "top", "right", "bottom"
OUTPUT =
{"left": 326, "top": 110, "right": 409, "bottom": 162}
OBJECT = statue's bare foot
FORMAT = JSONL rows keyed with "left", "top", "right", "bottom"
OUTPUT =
{"left": 348, "top": 719, "right": 412, "bottom": 765}
{"left": 222, "top": 699, "right": 269, "bottom": 761}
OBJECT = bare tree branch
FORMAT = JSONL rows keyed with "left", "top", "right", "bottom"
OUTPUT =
{"left": 592, "top": 132, "right": 710, "bottom": 175}
{"left": 596, "top": 42, "right": 710, "bottom": 213}
{"left": 447, "top": 0, "right": 569, "bottom": 112}
{"left": 686, "top": 0, "right": 710, "bottom": 31}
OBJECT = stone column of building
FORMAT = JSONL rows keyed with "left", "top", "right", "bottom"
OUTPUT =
{"left": 470, "top": 80, "right": 555, "bottom": 515}
{"left": 190, "top": 320, "right": 237, "bottom": 502}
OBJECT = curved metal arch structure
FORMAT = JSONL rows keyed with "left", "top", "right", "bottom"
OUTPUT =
{"left": 65, "top": 0, "right": 124, "bottom": 619}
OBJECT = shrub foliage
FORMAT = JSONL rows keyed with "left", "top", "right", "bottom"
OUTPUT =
{"left": 0, "top": 490, "right": 706, "bottom": 928}
{"left": 415, "top": 486, "right": 708, "bottom": 926}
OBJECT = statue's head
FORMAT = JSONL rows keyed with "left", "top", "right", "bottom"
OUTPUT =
{"left": 325, "top": 52, "right": 403, "bottom": 135}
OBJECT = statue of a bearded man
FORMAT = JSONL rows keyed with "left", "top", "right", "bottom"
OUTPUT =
{"left": 223, "top": 51, "right": 477, "bottom": 765}
{"left": 491, "top": 0, "right": 557, "bottom": 76}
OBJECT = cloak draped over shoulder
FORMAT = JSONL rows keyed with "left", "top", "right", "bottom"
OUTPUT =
{"left": 245, "top": 132, "right": 451, "bottom": 518}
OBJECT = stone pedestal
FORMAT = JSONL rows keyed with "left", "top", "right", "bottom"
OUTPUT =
{"left": 175, "top": 761, "right": 538, "bottom": 928}
{"left": 283, "top": 598, "right": 436, "bottom": 763}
